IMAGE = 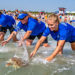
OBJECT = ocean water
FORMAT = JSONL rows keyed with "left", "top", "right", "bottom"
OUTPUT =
{"left": 0, "top": 24, "right": 75, "bottom": 75}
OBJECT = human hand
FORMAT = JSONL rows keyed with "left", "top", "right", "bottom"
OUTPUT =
{"left": 30, "top": 51, "right": 36, "bottom": 58}
{"left": 1, "top": 40, "right": 8, "bottom": 46}
{"left": 45, "top": 57, "right": 51, "bottom": 62}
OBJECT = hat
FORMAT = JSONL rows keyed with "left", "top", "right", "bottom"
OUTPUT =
{"left": 17, "top": 13, "right": 28, "bottom": 19}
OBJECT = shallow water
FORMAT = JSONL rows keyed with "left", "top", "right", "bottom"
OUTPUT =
{"left": 0, "top": 25, "right": 75, "bottom": 75}
{"left": 0, "top": 41, "right": 75, "bottom": 75}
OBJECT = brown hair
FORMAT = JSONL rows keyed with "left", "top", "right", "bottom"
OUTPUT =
{"left": 21, "top": 11, "right": 38, "bottom": 21}
{"left": 48, "top": 13, "right": 60, "bottom": 24}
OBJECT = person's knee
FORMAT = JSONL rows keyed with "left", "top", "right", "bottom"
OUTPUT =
{"left": 71, "top": 43, "right": 75, "bottom": 50}
{"left": 0, "top": 38, "right": 4, "bottom": 41}
{"left": 43, "top": 43, "right": 50, "bottom": 47}
{"left": 12, "top": 36, "right": 18, "bottom": 42}
{"left": 58, "top": 51, "right": 63, "bottom": 55}
{"left": 26, "top": 42, "right": 32, "bottom": 46}
{"left": 26, "top": 40, "right": 32, "bottom": 46}
{"left": 72, "top": 47, "right": 75, "bottom": 50}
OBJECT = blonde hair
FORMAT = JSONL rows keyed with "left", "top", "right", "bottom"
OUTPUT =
{"left": 48, "top": 14, "right": 60, "bottom": 24}
{"left": 21, "top": 11, "right": 38, "bottom": 21}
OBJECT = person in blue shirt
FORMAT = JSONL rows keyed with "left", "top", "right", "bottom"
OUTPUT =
{"left": 0, "top": 11, "right": 17, "bottom": 41}
{"left": 30, "top": 14, "right": 75, "bottom": 61}
{"left": 1, "top": 12, "right": 49, "bottom": 47}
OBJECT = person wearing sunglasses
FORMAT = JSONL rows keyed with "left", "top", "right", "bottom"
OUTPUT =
{"left": 1, "top": 12, "right": 49, "bottom": 47}
{"left": 30, "top": 14, "right": 75, "bottom": 61}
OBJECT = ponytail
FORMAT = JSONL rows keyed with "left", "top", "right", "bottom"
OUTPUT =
{"left": 21, "top": 11, "right": 38, "bottom": 21}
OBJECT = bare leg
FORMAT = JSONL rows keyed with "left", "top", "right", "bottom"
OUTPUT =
{"left": 71, "top": 42, "right": 75, "bottom": 50}
{"left": 0, "top": 32, "right": 5, "bottom": 41}
{"left": 43, "top": 43, "right": 50, "bottom": 47}
{"left": 58, "top": 50, "right": 63, "bottom": 55}
{"left": 12, "top": 35, "right": 18, "bottom": 42}
{"left": 26, "top": 39, "right": 33, "bottom": 46}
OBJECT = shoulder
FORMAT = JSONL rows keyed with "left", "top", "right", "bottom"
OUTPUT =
{"left": 44, "top": 27, "right": 51, "bottom": 33}
{"left": 0, "top": 14, "right": 6, "bottom": 18}
{"left": 59, "top": 22, "right": 68, "bottom": 29}
{"left": 28, "top": 17, "right": 36, "bottom": 25}
{"left": 46, "top": 27, "right": 50, "bottom": 30}
{"left": 43, "top": 27, "right": 50, "bottom": 36}
{"left": 28, "top": 17, "right": 35, "bottom": 22}
{"left": 40, "top": 21, "right": 45, "bottom": 25}
{"left": 5, "top": 15, "right": 10, "bottom": 18}
{"left": 0, "top": 14, "right": 6, "bottom": 22}
{"left": 17, "top": 21, "right": 22, "bottom": 26}
{"left": 59, "top": 22, "right": 67, "bottom": 26}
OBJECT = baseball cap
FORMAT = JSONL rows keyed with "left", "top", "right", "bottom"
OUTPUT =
{"left": 17, "top": 13, "right": 28, "bottom": 19}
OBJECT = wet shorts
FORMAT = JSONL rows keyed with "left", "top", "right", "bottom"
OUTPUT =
{"left": 0, "top": 27, "right": 7, "bottom": 33}
{"left": 0, "top": 26, "right": 14, "bottom": 34}
{"left": 28, "top": 33, "right": 48, "bottom": 43}
{"left": 7, "top": 26, "right": 15, "bottom": 34}
{"left": 70, "top": 41, "right": 75, "bottom": 43}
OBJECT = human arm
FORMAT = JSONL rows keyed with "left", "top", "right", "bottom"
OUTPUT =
{"left": 57, "top": 41, "right": 63, "bottom": 54}
{"left": 21, "top": 31, "right": 32, "bottom": 41}
{"left": 18, "top": 30, "right": 32, "bottom": 46}
{"left": 30, "top": 36, "right": 47, "bottom": 58}
{"left": 45, "top": 40, "right": 65, "bottom": 61}
{"left": 1, "top": 31, "right": 17, "bottom": 46}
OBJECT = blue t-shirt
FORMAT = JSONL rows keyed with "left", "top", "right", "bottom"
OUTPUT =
{"left": 5, "top": 15, "right": 16, "bottom": 27}
{"left": 43, "top": 22, "right": 75, "bottom": 43}
{"left": 0, "top": 14, "right": 7, "bottom": 27}
{"left": 14, "top": 17, "right": 46, "bottom": 36}
{"left": 0, "top": 14, "right": 15, "bottom": 27}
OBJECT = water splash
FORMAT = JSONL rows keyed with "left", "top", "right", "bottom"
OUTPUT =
{"left": 51, "top": 67, "right": 71, "bottom": 75}
{"left": 22, "top": 41, "right": 29, "bottom": 62}
{"left": 31, "top": 56, "right": 48, "bottom": 64}
{"left": 14, "top": 31, "right": 29, "bottom": 62}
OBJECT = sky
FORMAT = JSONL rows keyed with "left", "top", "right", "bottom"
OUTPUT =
{"left": 0, "top": 0, "right": 75, "bottom": 12}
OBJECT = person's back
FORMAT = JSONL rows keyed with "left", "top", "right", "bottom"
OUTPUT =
{"left": 28, "top": 17, "right": 46, "bottom": 35}
{"left": 0, "top": 14, "right": 7, "bottom": 27}
{"left": 5, "top": 15, "right": 16, "bottom": 27}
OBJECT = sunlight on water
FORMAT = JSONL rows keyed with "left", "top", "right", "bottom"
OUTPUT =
{"left": 31, "top": 56, "right": 48, "bottom": 64}
{"left": 18, "top": 31, "right": 29, "bottom": 62}
{"left": 22, "top": 41, "right": 29, "bottom": 63}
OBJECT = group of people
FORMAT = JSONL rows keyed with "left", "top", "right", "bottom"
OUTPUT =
{"left": 58, "top": 14, "right": 75, "bottom": 24}
{"left": 0, "top": 10, "right": 75, "bottom": 61}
